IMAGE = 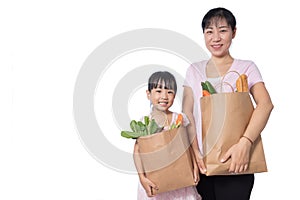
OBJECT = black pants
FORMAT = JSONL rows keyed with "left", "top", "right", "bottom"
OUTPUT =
{"left": 197, "top": 174, "right": 254, "bottom": 200}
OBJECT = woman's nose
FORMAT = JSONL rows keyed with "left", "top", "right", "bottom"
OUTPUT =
{"left": 212, "top": 32, "right": 221, "bottom": 41}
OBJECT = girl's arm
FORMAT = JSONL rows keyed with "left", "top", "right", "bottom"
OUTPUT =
{"left": 182, "top": 86, "right": 207, "bottom": 174}
{"left": 189, "top": 146, "right": 200, "bottom": 184}
{"left": 133, "top": 141, "right": 158, "bottom": 197}
{"left": 221, "top": 82, "right": 274, "bottom": 173}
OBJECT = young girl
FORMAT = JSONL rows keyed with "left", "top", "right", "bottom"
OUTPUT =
{"left": 134, "top": 71, "right": 201, "bottom": 200}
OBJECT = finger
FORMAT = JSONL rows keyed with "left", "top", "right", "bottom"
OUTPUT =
{"left": 229, "top": 162, "right": 236, "bottom": 173}
{"left": 149, "top": 182, "right": 158, "bottom": 190}
{"left": 243, "top": 164, "right": 248, "bottom": 172}
{"left": 234, "top": 164, "right": 242, "bottom": 173}
{"left": 194, "top": 171, "right": 200, "bottom": 183}
{"left": 221, "top": 150, "right": 232, "bottom": 163}
{"left": 193, "top": 170, "right": 198, "bottom": 183}
{"left": 197, "top": 159, "right": 207, "bottom": 174}
{"left": 146, "top": 188, "right": 154, "bottom": 197}
{"left": 238, "top": 165, "right": 244, "bottom": 173}
{"left": 199, "top": 166, "right": 206, "bottom": 174}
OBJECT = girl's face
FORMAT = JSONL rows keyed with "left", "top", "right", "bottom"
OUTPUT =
{"left": 147, "top": 85, "right": 175, "bottom": 112}
{"left": 204, "top": 18, "right": 236, "bottom": 58}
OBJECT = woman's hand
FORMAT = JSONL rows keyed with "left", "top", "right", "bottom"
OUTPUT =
{"left": 220, "top": 82, "right": 273, "bottom": 174}
{"left": 220, "top": 137, "right": 252, "bottom": 173}
{"left": 195, "top": 150, "right": 207, "bottom": 174}
{"left": 139, "top": 175, "right": 158, "bottom": 197}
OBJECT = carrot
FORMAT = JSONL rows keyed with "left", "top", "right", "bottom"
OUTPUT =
{"left": 202, "top": 90, "right": 211, "bottom": 96}
{"left": 176, "top": 114, "right": 183, "bottom": 126}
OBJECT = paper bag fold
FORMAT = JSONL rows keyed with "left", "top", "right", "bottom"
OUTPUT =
{"left": 201, "top": 92, "right": 267, "bottom": 176}
{"left": 137, "top": 127, "right": 196, "bottom": 194}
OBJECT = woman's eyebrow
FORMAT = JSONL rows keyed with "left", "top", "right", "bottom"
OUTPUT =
{"left": 218, "top": 25, "right": 229, "bottom": 29}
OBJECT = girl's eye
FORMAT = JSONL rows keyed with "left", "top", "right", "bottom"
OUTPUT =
{"left": 168, "top": 90, "right": 175, "bottom": 94}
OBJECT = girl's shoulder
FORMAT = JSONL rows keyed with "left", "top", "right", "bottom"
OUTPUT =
{"left": 172, "top": 112, "right": 190, "bottom": 127}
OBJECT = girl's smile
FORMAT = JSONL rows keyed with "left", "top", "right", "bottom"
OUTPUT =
{"left": 147, "top": 87, "right": 175, "bottom": 112}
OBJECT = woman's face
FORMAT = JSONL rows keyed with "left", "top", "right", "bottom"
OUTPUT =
{"left": 204, "top": 18, "right": 236, "bottom": 58}
{"left": 147, "top": 85, "right": 175, "bottom": 112}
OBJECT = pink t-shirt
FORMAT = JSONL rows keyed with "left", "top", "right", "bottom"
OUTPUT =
{"left": 183, "top": 59, "right": 263, "bottom": 153}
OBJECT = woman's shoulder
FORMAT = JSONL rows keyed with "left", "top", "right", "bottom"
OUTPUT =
{"left": 233, "top": 59, "right": 259, "bottom": 73}
{"left": 234, "top": 59, "right": 256, "bottom": 66}
{"left": 185, "top": 60, "right": 208, "bottom": 81}
{"left": 189, "top": 60, "right": 209, "bottom": 70}
{"left": 234, "top": 59, "right": 260, "bottom": 69}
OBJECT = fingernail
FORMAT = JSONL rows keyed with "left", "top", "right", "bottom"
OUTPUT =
{"left": 220, "top": 159, "right": 224, "bottom": 162}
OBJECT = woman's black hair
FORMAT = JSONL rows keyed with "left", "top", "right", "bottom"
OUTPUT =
{"left": 148, "top": 71, "right": 177, "bottom": 94}
{"left": 201, "top": 7, "right": 236, "bottom": 32}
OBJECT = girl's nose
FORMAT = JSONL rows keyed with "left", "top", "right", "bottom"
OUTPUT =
{"left": 161, "top": 90, "right": 168, "bottom": 99}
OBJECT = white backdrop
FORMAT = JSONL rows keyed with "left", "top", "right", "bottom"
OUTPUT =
{"left": 1, "top": 0, "right": 298, "bottom": 199}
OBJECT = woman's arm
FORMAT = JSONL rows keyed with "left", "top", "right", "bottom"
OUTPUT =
{"left": 182, "top": 86, "right": 207, "bottom": 174}
{"left": 244, "top": 82, "right": 274, "bottom": 142}
{"left": 221, "top": 82, "right": 274, "bottom": 173}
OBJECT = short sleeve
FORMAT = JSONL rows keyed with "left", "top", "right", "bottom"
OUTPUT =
{"left": 230, "top": 59, "right": 264, "bottom": 90}
{"left": 181, "top": 112, "right": 190, "bottom": 127}
{"left": 246, "top": 61, "right": 263, "bottom": 89}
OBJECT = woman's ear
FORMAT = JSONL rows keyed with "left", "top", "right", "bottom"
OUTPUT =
{"left": 232, "top": 27, "right": 237, "bottom": 39}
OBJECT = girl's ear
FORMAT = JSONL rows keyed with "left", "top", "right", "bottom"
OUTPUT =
{"left": 146, "top": 90, "right": 151, "bottom": 100}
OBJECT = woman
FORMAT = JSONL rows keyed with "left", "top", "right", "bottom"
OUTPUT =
{"left": 182, "top": 7, "right": 273, "bottom": 200}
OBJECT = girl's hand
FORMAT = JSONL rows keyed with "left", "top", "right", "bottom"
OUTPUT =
{"left": 193, "top": 162, "right": 200, "bottom": 184}
{"left": 220, "top": 137, "right": 252, "bottom": 173}
{"left": 139, "top": 175, "right": 158, "bottom": 197}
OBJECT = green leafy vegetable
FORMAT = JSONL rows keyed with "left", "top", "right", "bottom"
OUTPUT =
{"left": 121, "top": 117, "right": 162, "bottom": 139}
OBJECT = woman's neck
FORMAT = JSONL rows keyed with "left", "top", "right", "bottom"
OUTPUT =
{"left": 211, "top": 54, "right": 233, "bottom": 66}
{"left": 206, "top": 54, "right": 234, "bottom": 77}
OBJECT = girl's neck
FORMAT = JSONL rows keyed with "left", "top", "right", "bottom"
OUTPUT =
{"left": 151, "top": 108, "right": 173, "bottom": 127}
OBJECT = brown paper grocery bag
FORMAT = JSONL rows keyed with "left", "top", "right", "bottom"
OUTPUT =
{"left": 137, "top": 127, "right": 196, "bottom": 194}
{"left": 201, "top": 92, "right": 268, "bottom": 176}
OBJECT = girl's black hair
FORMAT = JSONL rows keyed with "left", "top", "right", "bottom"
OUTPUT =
{"left": 201, "top": 7, "right": 236, "bottom": 32}
{"left": 148, "top": 71, "right": 177, "bottom": 94}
